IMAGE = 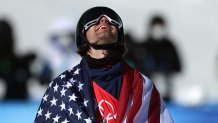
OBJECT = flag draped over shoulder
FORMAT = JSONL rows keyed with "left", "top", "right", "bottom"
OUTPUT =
{"left": 34, "top": 58, "right": 173, "bottom": 123}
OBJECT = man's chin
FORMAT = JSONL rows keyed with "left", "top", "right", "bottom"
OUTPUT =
{"left": 95, "top": 39, "right": 116, "bottom": 45}
{"left": 96, "top": 34, "right": 116, "bottom": 43}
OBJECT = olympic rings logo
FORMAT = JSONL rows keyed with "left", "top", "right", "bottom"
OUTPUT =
{"left": 98, "top": 99, "right": 117, "bottom": 123}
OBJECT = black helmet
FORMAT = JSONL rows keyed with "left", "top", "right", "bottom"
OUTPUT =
{"left": 76, "top": 6, "right": 125, "bottom": 56}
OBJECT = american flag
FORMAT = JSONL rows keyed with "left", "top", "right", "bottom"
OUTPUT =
{"left": 34, "top": 59, "right": 96, "bottom": 123}
{"left": 34, "top": 58, "right": 173, "bottom": 123}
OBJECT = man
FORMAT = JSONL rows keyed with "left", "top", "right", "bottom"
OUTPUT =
{"left": 34, "top": 6, "right": 173, "bottom": 123}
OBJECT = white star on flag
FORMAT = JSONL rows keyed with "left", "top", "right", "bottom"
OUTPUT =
{"left": 50, "top": 97, "right": 58, "bottom": 106}
{"left": 53, "top": 83, "right": 59, "bottom": 93}
{"left": 44, "top": 110, "right": 51, "bottom": 120}
{"left": 69, "top": 78, "right": 76, "bottom": 85}
{"left": 60, "top": 101, "right": 66, "bottom": 111}
{"left": 69, "top": 93, "right": 78, "bottom": 101}
{"left": 73, "top": 68, "right": 80, "bottom": 75}
{"left": 84, "top": 117, "right": 92, "bottom": 123}
{"left": 60, "top": 87, "right": 67, "bottom": 97}
{"left": 68, "top": 106, "right": 74, "bottom": 115}
{"left": 42, "top": 94, "right": 48, "bottom": 102}
{"left": 78, "top": 82, "right": 84, "bottom": 91}
{"left": 62, "top": 118, "right": 70, "bottom": 123}
{"left": 83, "top": 99, "right": 89, "bottom": 107}
{"left": 49, "top": 81, "right": 54, "bottom": 87}
{"left": 65, "top": 81, "right": 72, "bottom": 88}
{"left": 53, "top": 114, "right": 60, "bottom": 123}
{"left": 60, "top": 74, "right": 66, "bottom": 79}
{"left": 76, "top": 109, "right": 82, "bottom": 120}
{"left": 37, "top": 107, "right": 43, "bottom": 117}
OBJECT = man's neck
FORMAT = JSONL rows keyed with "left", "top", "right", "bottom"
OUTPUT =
{"left": 87, "top": 47, "right": 109, "bottom": 59}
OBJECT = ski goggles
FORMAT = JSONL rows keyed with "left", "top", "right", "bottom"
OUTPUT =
{"left": 81, "top": 14, "right": 123, "bottom": 33}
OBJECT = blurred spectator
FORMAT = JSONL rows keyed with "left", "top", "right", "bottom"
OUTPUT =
{"left": 142, "top": 15, "right": 182, "bottom": 101}
{"left": 124, "top": 33, "right": 137, "bottom": 68}
{"left": 124, "top": 33, "right": 146, "bottom": 72}
{"left": 0, "top": 18, "right": 35, "bottom": 100}
{"left": 35, "top": 17, "right": 81, "bottom": 85}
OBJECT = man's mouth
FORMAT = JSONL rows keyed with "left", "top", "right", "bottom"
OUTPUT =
{"left": 97, "top": 25, "right": 109, "bottom": 31}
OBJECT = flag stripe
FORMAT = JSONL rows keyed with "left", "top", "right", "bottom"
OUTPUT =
{"left": 133, "top": 74, "right": 153, "bottom": 123}
{"left": 126, "top": 71, "right": 143, "bottom": 123}
{"left": 160, "top": 96, "right": 174, "bottom": 123}
{"left": 116, "top": 63, "right": 134, "bottom": 123}
{"left": 148, "top": 84, "right": 160, "bottom": 123}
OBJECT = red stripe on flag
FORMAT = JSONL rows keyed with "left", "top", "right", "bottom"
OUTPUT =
{"left": 126, "top": 71, "right": 143, "bottom": 123}
{"left": 116, "top": 63, "right": 134, "bottom": 123}
{"left": 148, "top": 84, "right": 160, "bottom": 123}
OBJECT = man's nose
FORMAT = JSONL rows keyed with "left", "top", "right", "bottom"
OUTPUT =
{"left": 99, "top": 17, "right": 109, "bottom": 24}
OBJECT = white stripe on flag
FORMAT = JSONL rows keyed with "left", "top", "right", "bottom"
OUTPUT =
{"left": 133, "top": 74, "right": 153, "bottom": 123}
{"left": 160, "top": 96, "right": 174, "bottom": 123}
{"left": 122, "top": 94, "right": 133, "bottom": 123}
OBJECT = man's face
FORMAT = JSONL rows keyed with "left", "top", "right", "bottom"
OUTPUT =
{"left": 85, "top": 16, "right": 118, "bottom": 45}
